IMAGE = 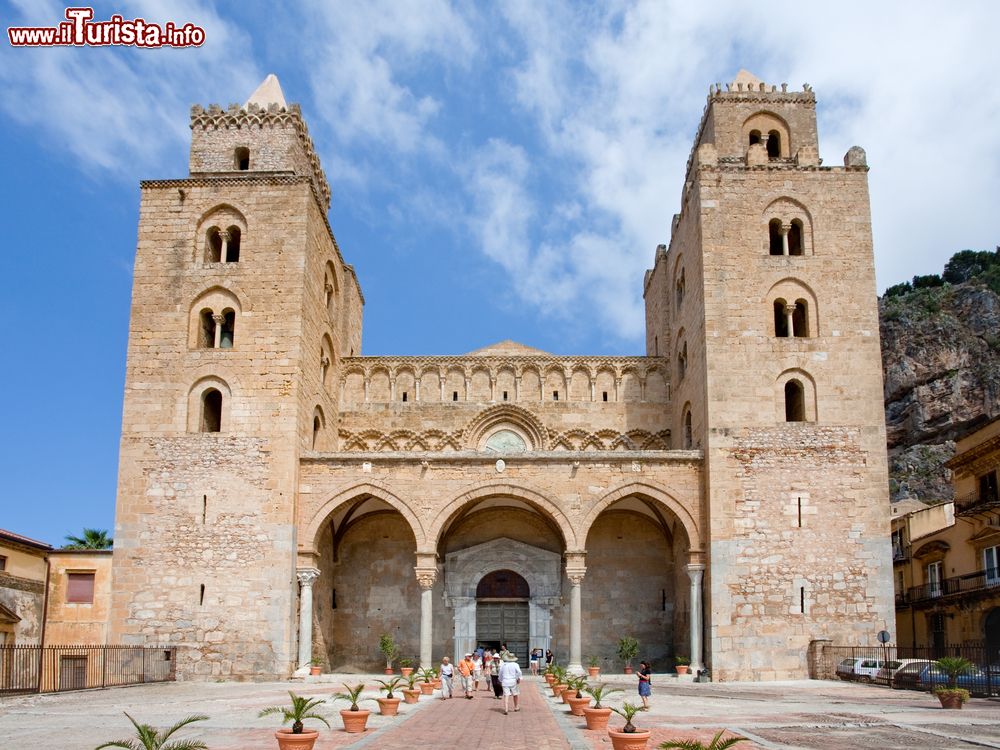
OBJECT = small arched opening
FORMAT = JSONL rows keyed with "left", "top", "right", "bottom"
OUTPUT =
{"left": 773, "top": 299, "right": 789, "bottom": 337}
{"left": 199, "top": 309, "right": 216, "bottom": 348}
{"left": 225, "top": 226, "right": 241, "bottom": 262}
{"left": 749, "top": 129, "right": 762, "bottom": 147}
{"left": 793, "top": 299, "right": 809, "bottom": 337}
{"left": 768, "top": 219, "right": 784, "bottom": 255}
{"left": 201, "top": 388, "right": 222, "bottom": 432}
{"left": 234, "top": 147, "right": 250, "bottom": 171}
{"left": 683, "top": 408, "right": 693, "bottom": 449}
{"left": 788, "top": 219, "right": 803, "bottom": 256}
{"left": 219, "top": 309, "right": 236, "bottom": 348}
{"left": 784, "top": 380, "right": 806, "bottom": 422}
{"left": 205, "top": 227, "right": 223, "bottom": 263}
{"left": 767, "top": 130, "right": 781, "bottom": 159}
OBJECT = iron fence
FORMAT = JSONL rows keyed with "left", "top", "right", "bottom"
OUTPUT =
{"left": 0, "top": 645, "right": 176, "bottom": 695}
{"left": 821, "top": 643, "right": 999, "bottom": 696}
{"left": 906, "top": 568, "right": 1000, "bottom": 604}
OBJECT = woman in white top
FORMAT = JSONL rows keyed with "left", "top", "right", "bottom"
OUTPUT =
{"left": 472, "top": 652, "right": 483, "bottom": 691}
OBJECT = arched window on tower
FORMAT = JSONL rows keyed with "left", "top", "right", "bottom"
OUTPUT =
{"left": 675, "top": 266, "right": 686, "bottom": 308}
{"left": 787, "top": 219, "right": 803, "bottom": 256}
{"left": 235, "top": 147, "right": 250, "bottom": 171}
{"left": 225, "top": 226, "right": 241, "bottom": 262}
{"left": 683, "top": 409, "right": 693, "bottom": 449}
{"left": 784, "top": 380, "right": 806, "bottom": 422}
{"left": 792, "top": 299, "right": 809, "bottom": 338}
{"left": 749, "top": 129, "right": 762, "bottom": 148}
{"left": 219, "top": 309, "right": 236, "bottom": 348}
{"left": 201, "top": 389, "right": 222, "bottom": 432}
{"left": 677, "top": 341, "right": 688, "bottom": 381}
{"left": 205, "top": 227, "right": 223, "bottom": 263}
{"left": 199, "top": 309, "right": 216, "bottom": 348}
{"left": 773, "top": 299, "right": 789, "bottom": 337}
{"left": 768, "top": 219, "right": 784, "bottom": 255}
{"left": 767, "top": 130, "right": 781, "bottom": 159}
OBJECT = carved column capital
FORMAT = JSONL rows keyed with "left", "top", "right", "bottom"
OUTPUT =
{"left": 567, "top": 571, "right": 586, "bottom": 586}
{"left": 296, "top": 568, "right": 320, "bottom": 587}
{"left": 784, "top": 303, "right": 798, "bottom": 316}
{"left": 211, "top": 313, "right": 225, "bottom": 325}
{"left": 415, "top": 567, "right": 438, "bottom": 590}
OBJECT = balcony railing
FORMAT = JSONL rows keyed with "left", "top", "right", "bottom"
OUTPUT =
{"left": 892, "top": 543, "right": 909, "bottom": 562}
{"left": 955, "top": 487, "right": 1000, "bottom": 516}
{"left": 906, "top": 568, "right": 1000, "bottom": 605}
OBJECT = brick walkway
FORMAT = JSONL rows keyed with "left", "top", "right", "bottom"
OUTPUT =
{"left": 354, "top": 679, "right": 571, "bottom": 750}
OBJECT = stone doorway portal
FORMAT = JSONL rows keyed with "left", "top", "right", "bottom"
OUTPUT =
{"left": 476, "top": 569, "right": 529, "bottom": 661}
{"left": 444, "top": 538, "right": 562, "bottom": 663}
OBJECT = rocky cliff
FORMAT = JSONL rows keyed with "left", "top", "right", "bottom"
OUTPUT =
{"left": 880, "top": 274, "right": 1000, "bottom": 502}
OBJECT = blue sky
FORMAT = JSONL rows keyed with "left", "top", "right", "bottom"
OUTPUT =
{"left": 2, "top": 0, "right": 999, "bottom": 546}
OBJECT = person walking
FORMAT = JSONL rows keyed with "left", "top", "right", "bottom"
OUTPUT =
{"left": 439, "top": 656, "right": 455, "bottom": 699}
{"left": 489, "top": 649, "right": 503, "bottom": 698}
{"left": 472, "top": 651, "right": 484, "bottom": 692}
{"left": 498, "top": 652, "right": 522, "bottom": 715}
{"left": 637, "top": 660, "right": 652, "bottom": 710}
{"left": 545, "top": 648, "right": 554, "bottom": 669}
{"left": 529, "top": 648, "right": 540, "bottom": 676}
{"left": 457, "top": 652, "right": 476, "bottom": 699}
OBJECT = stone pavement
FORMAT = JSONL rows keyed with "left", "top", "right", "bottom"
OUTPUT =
{"left": 2, "top": 674, "right": 1000, "bottom": 749}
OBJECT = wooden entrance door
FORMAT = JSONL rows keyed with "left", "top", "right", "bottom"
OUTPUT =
{"left": 476, "top": 602, "right": 529, "bottom": 663}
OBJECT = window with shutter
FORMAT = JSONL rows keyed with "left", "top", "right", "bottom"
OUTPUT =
{"left": 66, "top": 572, "right": 95, "bottom": 603}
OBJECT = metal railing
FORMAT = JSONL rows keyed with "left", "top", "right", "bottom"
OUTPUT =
{"left": 821, "top": 643, "right": 999, "bottom": 696}
{"left": 0, "top": 645, "right": 176, "bottom": 695}
{"left": 906, "top": 568, "right": 1000, "bottom": 604}
{"left": 955, "top": 487, "right": 999, "bottom": 515}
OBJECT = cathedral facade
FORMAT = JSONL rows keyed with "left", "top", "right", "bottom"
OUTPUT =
{"left": 109, "top": 72, "right": 894, "bottom": 681}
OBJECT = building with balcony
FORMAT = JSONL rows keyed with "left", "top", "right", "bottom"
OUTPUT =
{"left": 893, "top": 416, "right": 1000, "bottom": 657}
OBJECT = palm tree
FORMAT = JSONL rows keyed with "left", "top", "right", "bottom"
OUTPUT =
{"left": 258, "top": 692, "right": 330, "bottom": 734}
{"left": 659, "top": 729, "right": 748, "bottom": 749}
{"left": 64, "top": 528, "right": 113, "bottom": 549}
{"left": 934, "top": 656, "right": 973, "bottom": 690}
{"left": 95, "top": 712, "right": 207, "bottom": 750}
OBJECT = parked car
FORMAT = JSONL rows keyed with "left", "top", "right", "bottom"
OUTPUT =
{"left": 890, "top": 660, "right": 933, "bottom": 690}
{"left": 916, "top": 663, "right": 997, "bottom": 698}
{"left": 876, "top": 658, "right": 929, "bottom": 685}
{"left": 835, "top": 657, "right": 865, "bottom": 681}
{"left": 853, "top": 659, "right": 887, "bottom": 683}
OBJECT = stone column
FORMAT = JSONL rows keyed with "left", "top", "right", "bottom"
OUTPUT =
{"left": 212, "top": 313, "right": 225, "bottom": 349}
{"left": 416, "top": 568, "right": 437, "bottom": 669}
{"left": 784, "top": 303, "right": 797, "bottom": 338}
{"left": 686, "top": 563, "right": 705, "bottom": 673}
{"left": 567, "top": 571, "right": 585, "bottom": 673}
{"left": 295, "top": 568, "right": 320, "bottom": 673}
{"left": 780, "top": 225, "right": 790, "bottom": 256}
{"left": 219, "top": 229, "right": 230, "bottom": 262}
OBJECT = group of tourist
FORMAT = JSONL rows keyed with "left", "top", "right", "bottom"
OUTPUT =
{"left": 438, "top": 646, "right": 652, "bottom": 716}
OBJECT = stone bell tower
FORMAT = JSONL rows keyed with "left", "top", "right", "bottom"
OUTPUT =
{"left": 109, "top": 75, "right": 363, "bottom": 678}
{"left": 645, "top": 71, "right": 894, "bottom": 679}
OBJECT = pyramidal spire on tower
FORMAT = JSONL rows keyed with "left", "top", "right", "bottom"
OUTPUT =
{"left": 731, "top": 69, "right": 763, "bottom": 88}
{"left": 244, "top": 73, "right": 287, "bottom": 110}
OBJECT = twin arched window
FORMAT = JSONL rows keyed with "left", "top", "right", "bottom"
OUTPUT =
{"left": 773, "top": 298, "right": 809, "bottom": 338}
{"left": 749, "top": 129, "right": 782, "bottom": 159}
{"left": 198, "top": 308, "right": 236, "bottom": 348}
{"left": 768, "top": 218, "right": 803, "bottom": 256}
{"left": 205, "top": 226, "right": 241, "bottom": 263}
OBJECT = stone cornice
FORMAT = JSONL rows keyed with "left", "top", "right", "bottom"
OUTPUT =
{"left": 340, "top": 355, "right": 666, "bottom": 375}
{"left": 299, "top": 449, "right": 703, "bottom": 463}
{"left": 945, "top": 431, "right": 1000, "bottom": 476}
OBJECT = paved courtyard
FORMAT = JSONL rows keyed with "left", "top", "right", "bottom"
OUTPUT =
{"left": 1, "top": 673, "right": 999, "bottom": 749}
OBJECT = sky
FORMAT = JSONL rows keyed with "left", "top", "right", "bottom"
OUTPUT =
{"left": 1, "top": 0, "right": 999, "bottom": 546}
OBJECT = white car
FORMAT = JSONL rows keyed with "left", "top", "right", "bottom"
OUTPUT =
{"left": 853, "top": 658, "right": 887, "bottom": 683}
{"left": 875, "top": 658, "right": 929, "bottom": 685}
{"left": 835, "top": 657, "right": 864, "bottom": 681}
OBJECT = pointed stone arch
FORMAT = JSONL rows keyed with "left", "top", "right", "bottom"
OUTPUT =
{"left": 299, "top": 481, "right": 427, "bottom": 556}
{"left": 581, "top": 481, "right": 702, "bottom": 553}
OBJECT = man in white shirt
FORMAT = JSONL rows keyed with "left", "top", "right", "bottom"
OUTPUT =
{"left": 497, "top": 653, "right": 522, "bottom": 715}
{"left": 439, "top": 656, "right": 454, "bottom": 699}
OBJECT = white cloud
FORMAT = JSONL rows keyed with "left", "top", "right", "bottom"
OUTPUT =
{"left": 0, "top": 0, "right": 260, "bottom": 177}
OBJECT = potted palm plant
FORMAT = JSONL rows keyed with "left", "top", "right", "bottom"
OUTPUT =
{"left": 402, "top": 672, "right": 422, "bottom": 704}
{"left": 587, "top": 655, "right": 601, "bottom": 679}
{"left": 566, "top": 675, "right": 592, "bottom": 715}
{"left": 378, "top": 633, "right": 400, "bottom": 674}
{"left": 417, "top": 667, "right": 436, "bottom": 695}
{"left": 551, "top": 665, "right": 569, "bottom": 697}
{"left": 544, "top": 664, "right": 556, "bottom": 685}
{"left": 932, "top": 656, "right": 973, "bottom": 709}
{"left": 582, "top": 683, "right": 623, "bottom": 730}
{"left": 674, "top": 655, "right": 691, "bottom": 675}
{"left": 617, "top": 637, "right": 639, "bottom": 674}
{"left": 375, "top": 676, "right": 404, "bottom": 716}
{"left": 333, "top": 683, "right": 372, "bottom": 733}
{"left": 308, "top": 658, "right": 322, "bottom": 677}
{"left": 399, "top": 657, "right": 415, "bottom": 677}
{"left": 258, "top": 692, "right": 330, "bottom": 750}
{"left": 96, "top": 712, "right": 208, "bottom": 750}
{"left": 659, "top": 730, "right": 748, "bottom": 748}
{"left": 608, "top": 702, "right": 651, "bottom": 749}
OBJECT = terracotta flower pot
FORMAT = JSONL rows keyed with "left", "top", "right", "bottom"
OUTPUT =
{"left": 432, "top": 679, "right": 442, "bottom": 689}
{"left": 608, "top": 728, "right": 651, "bottom": 750}
{"left": 377, "top": 697, "right": 401, "bottom": 716}
{"left": 938, "top": 692, "right": 964, "bottom": 709}
{"left": 544, "top": 674, "right": 556, "bottom": 685}
{"left": 587, "top": 667, "right": 601, "bottom": 678}
{"left": 623, "top": 666, "right": 634, "bottom": 675}
{"left": 552, "top": 682, "right": 567, "bottom": 697}
{"left": 309, "top": 666, "right": 321, "bottom": 676}
{"left": 339, "top": 709, "right": 371, "bottom": 733}
{"left": 402, "top": 688, "right": 421, "bottom": 704}
{"left": 582, "top": 706, "right": 612, "bottom": 730}
{"left": 275, "top": 728, "right": 319, "bottom": 750}
{"left": 400, "top": 667, "right": 414, "bottom": 677}
{"left": 419, "top": 681, "right": 435, "bottom": 695}
{"left": 567, "top": 694, "right": 591, "bottom": 716}
{"left": 384, "top": 667, "right": 395, "bottom": 675}
{"left": 561, "top": 686, "right": 575, "bottom": 704}
{"left": 676, "top": 665, "right": 689, "bottom": 675}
